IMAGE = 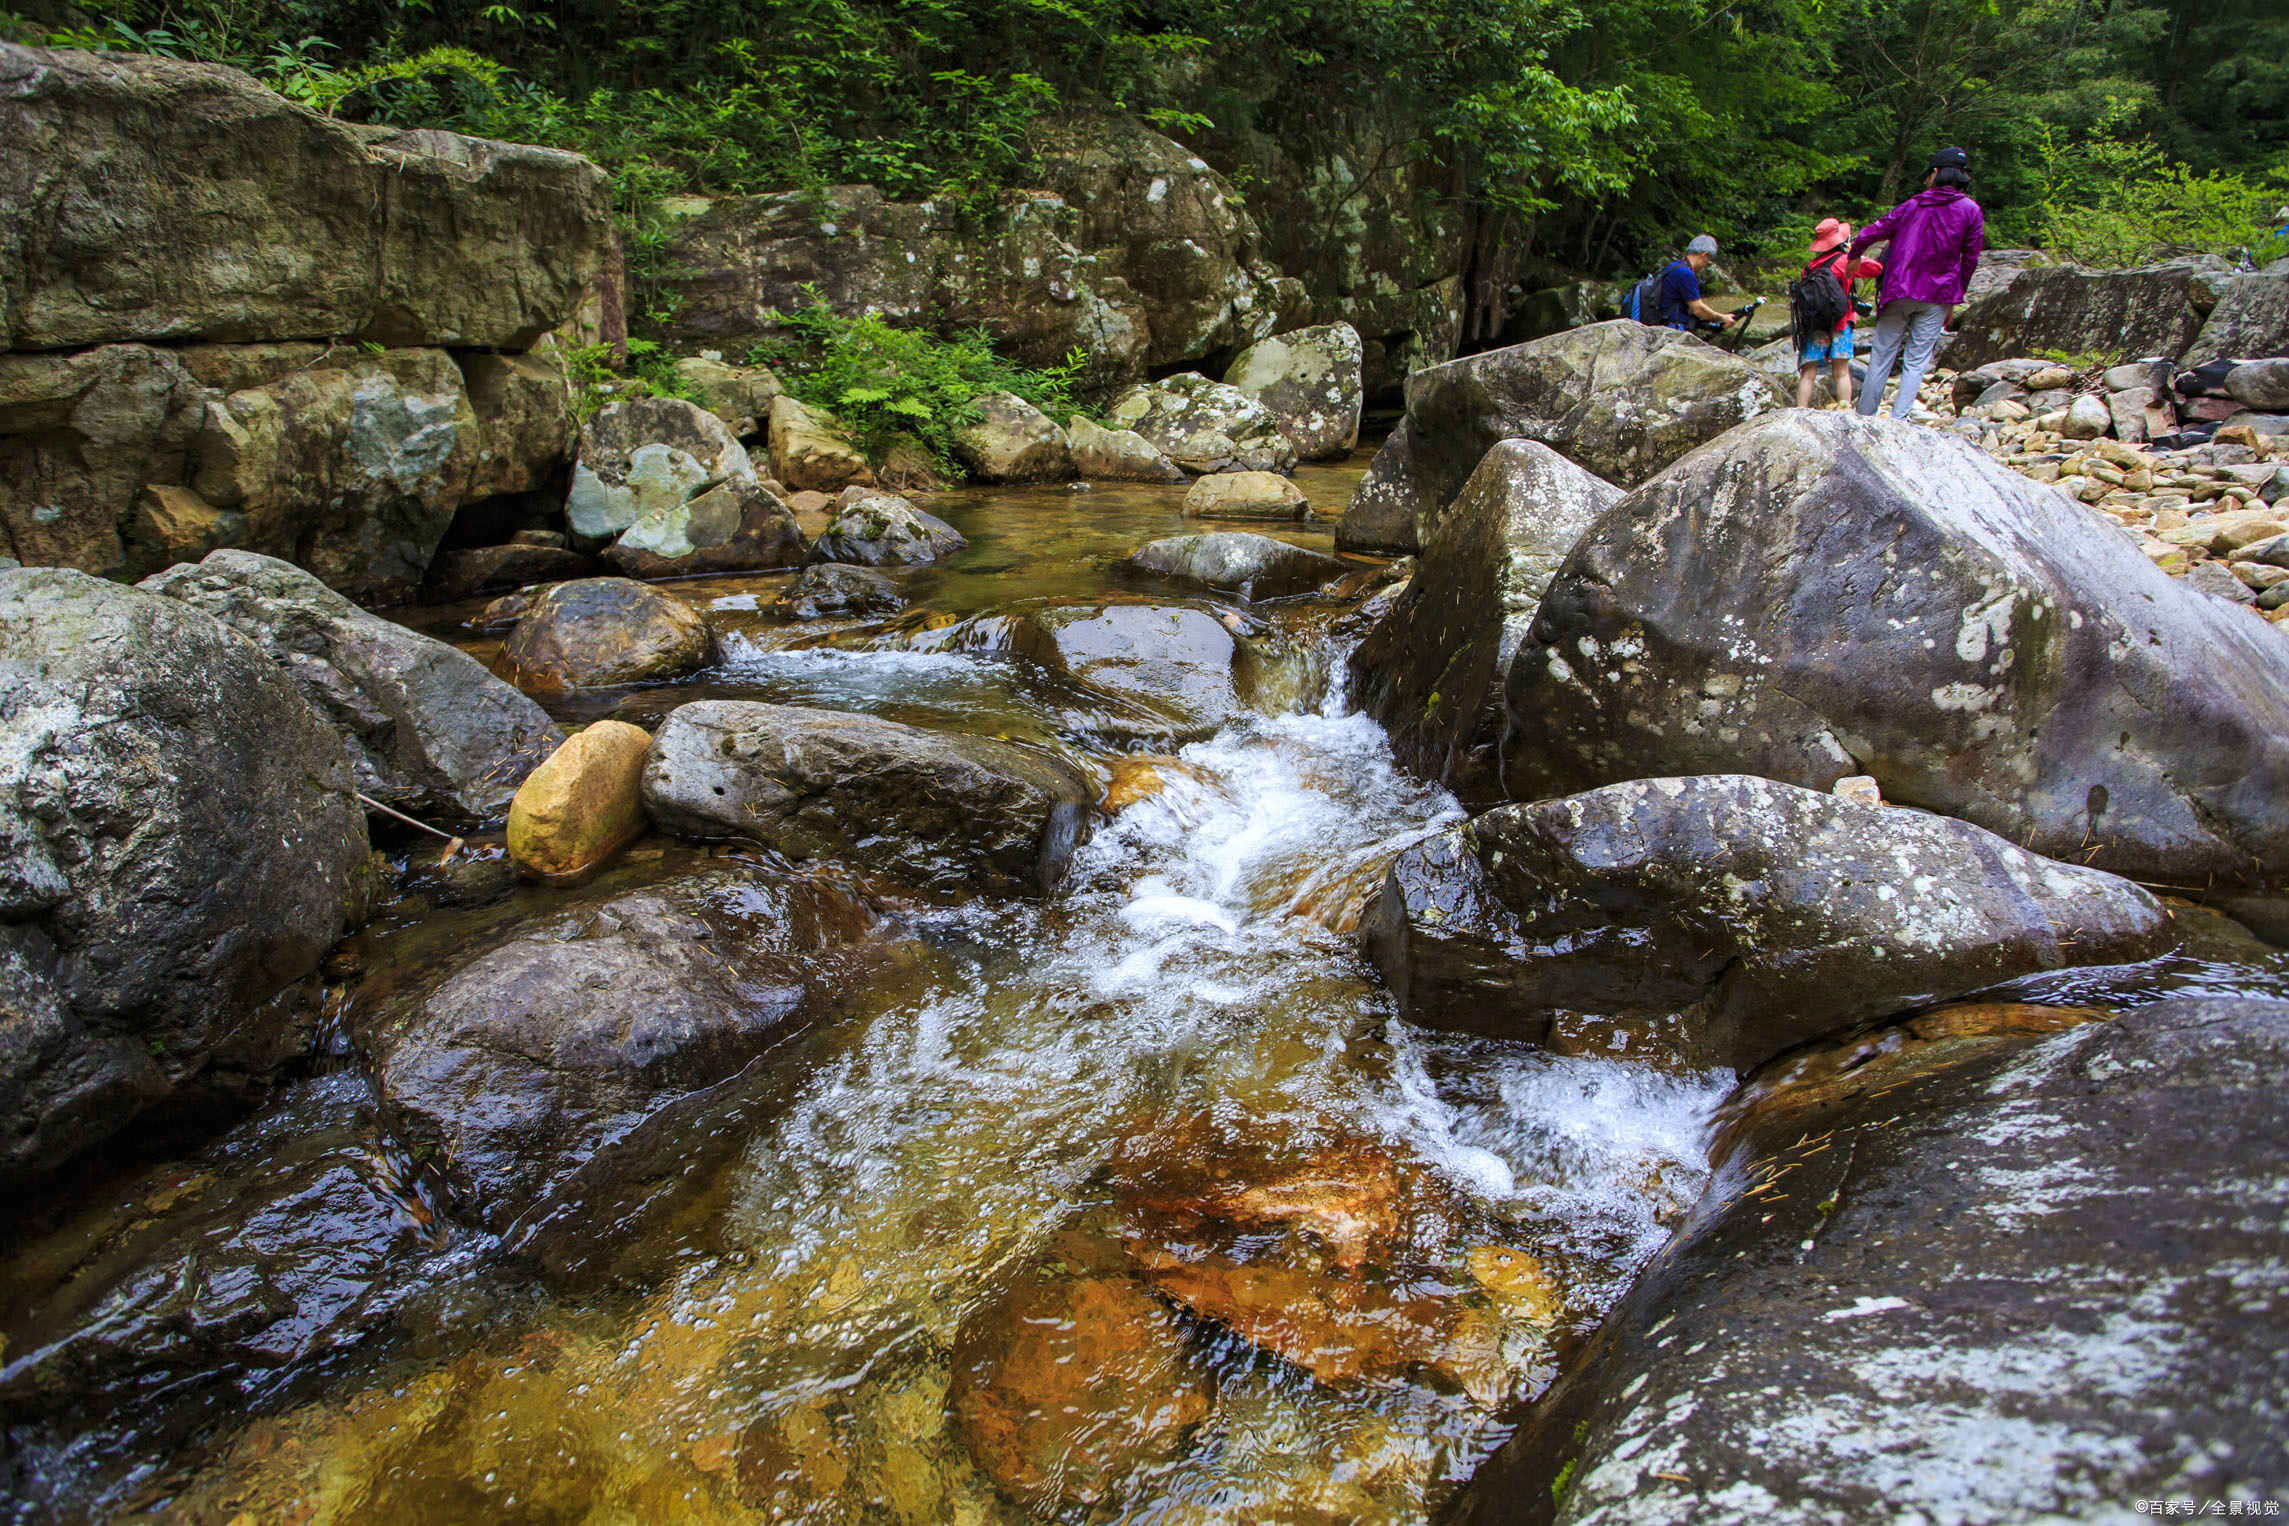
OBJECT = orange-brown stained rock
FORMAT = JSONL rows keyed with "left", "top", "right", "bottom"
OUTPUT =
{"left": 1904, "top": 1001, "right": 2108, "bottom": 1042}
{"left": 1112, "top": 1112, "right": 1458, "bottom": 1273}
{"left": 947, "top": 1269, "right": 1210, "bottom": 1510}
{"left": 1465, "top": 1246, "right": 1562, "bottom": 1324}
{"left": 1131, "top": 1251, "right": 1457, "bottom": 1387}
{"left": 506, "top": 721, "right": 653, "bottom": 881}
{"left": 1103, "top": 757, "right": 1169, "bottom": 813}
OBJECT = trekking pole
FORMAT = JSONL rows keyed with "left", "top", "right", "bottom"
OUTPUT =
{"left": 1725, "top": 297, "right": 1766, "bottom": 352}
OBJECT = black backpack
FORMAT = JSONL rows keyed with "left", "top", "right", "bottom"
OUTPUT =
{"left": 1788, "top": 253, "right": 1851, "bottom": 343}
{"left": 1623, "top": 266, "right": 1670, "bottom": 325}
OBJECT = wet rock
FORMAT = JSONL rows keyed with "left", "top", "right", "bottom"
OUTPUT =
{"left": 773, "top": 562, "right": 904, "bottom": 620}
{"left": 768, "top": 395, "right": 874, "bottom": 494}
{"left": 672, "top": 355, "right": 784, "bottom": 438}
{"left": 1224, "top": 321, "right": 1365, "bottom": 462}
{"left": 1106, "top": 373, "right": 1297, "bottom": 474}
{"left": 1335, "top": 419, "right": 1430, "bottom": 554}
{"left": 0, "top": 569, "right": 368, "bottom": 1185}
{"left": 1181, "top": 469, "right": 1311, "bottom": 521}
{"left": 1124, "top": 531, "right": 1345, "bottom": 601}
{"left": 140, "top": 549, "right": 562, "bottom": 826}
{"left": 1446, "top": 996, "right": 2289, "bottom": 1526}
{"left": 0, "top": 1073, "right": 449, "bottom": 1471}
{"left": 948, "top": 1261, "right": 1212, "bottom": 1510}
{"left": 566, "top": 397, "right": 752, "bottom": 546}
{"left": 1008, "top": 603, "right": 1254, "bottom": 742}
{"left": 1064, "top": 415, "right": 1187, "bottom": 482}
{"left": 1364, "top": 774, "right": 2170, "bottom": 1072}
{"left": 423, "top": 541, "right": 605, "bottom": 601}
{"left": 1503, "top": 412, "right": 2289, "bottom": 907}
{"left": 808, "top": 488, "right": 967, "bottom": 567}
{"left": 1402, "top": 322, "right": 1786, "bottom": 522}
{"left": 490, "top": 577, "right": 713, "bottom": 695}
{"left": 362, "top": 861, "right": 884, "bottom": 1231}
{"left": 951, "top": 392, "right": 1075, "bottom": 482}
{"left": 1349, "top": 440, "right": 1621, "bottom": 804}
{"left": 0, "top": 43, "right": 611, "bottom": 351}
{"left": 188, "top": 348, "right": 485, "bottom": 600}
{"left": 604, "top": 474, "right": 806, "bottom": 580}
{"left": 642, "top": 700, "right": 1094, "bottom": 896}
{"left": 1947, "top": 260, "right": 2215, "bottom": 372}
{"left": 506, "top": 721, "right": 653, "bottom": 881}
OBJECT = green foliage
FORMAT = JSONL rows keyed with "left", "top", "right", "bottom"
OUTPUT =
{"left": 2033, "top": 107, "right": 2287, "bottom": 267}
{"left": 1552, "top": 1458, "right": 1577, "bottom": 1505}
{"left": 562, "top": 337, "right": 702, "bottom": 420}
{"left": 749, "top": 296, "right": 1086, "bottom": 472}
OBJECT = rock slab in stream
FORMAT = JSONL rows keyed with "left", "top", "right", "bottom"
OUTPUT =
{"left": 1007, "top": 603, "right": 1255, "bottom": 743}
{"left": 363, "top": 861, "right": 884, "bottom": 1232}
{"left": 952, "top": 392, "right": 1075, "bottom": 482}
{"left": 642, "top": 700, "right": 1095, "bottom": 896}
{"left": 1350, "top": 439, "right": 1621, "bottom": 804}
{"left": 0, "top": 43, "right": 612, "bottom": 350}
{"left": 1107, "top": 373, "right": 1297, "bottom": 475}
{"left": 489, "top": 577, "right": 713, "bottom": 695}
{"left": 603, "top": 474, "right": 806, "bottom": 580}
{"left": 1444, "top": 996, "right": 2289, "bottom": 1526}
{"left": 807, "top": 489, "right": 967, "bottom": 567}
{"left": 1125, "top": 532, "right": 1345, "bottom": 601}
{"left": 1335, "top": 418, "right": 1430, "bottom": 554}
{"left": 0, "top": 569, "right": 369, "bottom": 1185}
{"left": 1364, "top": 775, "right": 2170, "bottom": 1072}
{"left": 1223, "top": 321, "right": 1365, "bottom": 462}
{"left": 566, "top": 397, "right": 752, "bottom": 546}
{"left": 1502, "top": 411, "right": 2289, "bottom": 907}
{"left": 1064, "top": 416, "right": 1187, "bottom": 482}
{"left": 140, "top": 549, "right": 561, "bottom": 827}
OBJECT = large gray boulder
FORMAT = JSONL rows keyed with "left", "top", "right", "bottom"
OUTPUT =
{"left": 139, "top": 549, "right": 562, "bottom": 827}
{"left": 363, "top": 862, "right": 887, "bottom": 1232}
{"left": 1445, "top": 996, "right": 2289, "bottom": 1526}
{"left": 0, "top": 569, "right": 368, "bottom": 1185}
{"left": 1223, "top": 321, "right": 1365, "bottom": 461}
{"left": 1503, "top": 412, "right": 2289, "bottom": 908}
{"left": 952, "top": 392, "right": 1075, "bottom": 482}
{"left": 1364, "top": 774, "right": 2170, "bottom": 1072}
{"left": 1105, "top": 373, "right": 1297, "bottom": 475}
{"left": 565, "top": 397, "right": 752, "bottom": 547}
{"left": 1947, "top": 259, "right": 2214, "bottom": 371}
{"left": 642, "top": 701, "right": 1095, "bottom": 896}
{"left": 1334, "top": 419, "right": 1430, "bottom": 554}
{"left": 2183, "top": 271, "right": 2289, "bottom": 369}
{"left": 603, "top": 474, "right": 806, "bottom": 580}
{"left": 1398, "top": 321, "right": 1785, "bottom": 530}
{"left": 1064, "top": 415, "right": 1186, "bottom": 483}
{"left": 1349, "top": 440, "right": 1621, "bottom": 803}
{"left": 489, "top": 577, "right": 713, "bottom": 695}
{"left": 1124, "top": 531, "right": 1345, "bottom": 601}
{"left": 0, "top": 44, "right": 611, "bottom": 351}
{"left": 807, "top": 488, "right": 967, "bottom": 567}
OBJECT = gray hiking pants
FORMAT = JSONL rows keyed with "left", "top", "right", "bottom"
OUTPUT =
{"left": 1856, "top": 298, "right": 1947, "bottom": 419}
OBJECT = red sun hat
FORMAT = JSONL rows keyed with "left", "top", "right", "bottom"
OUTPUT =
{"left": 1809, "top": 217, "right": 1850, "bottom": 254}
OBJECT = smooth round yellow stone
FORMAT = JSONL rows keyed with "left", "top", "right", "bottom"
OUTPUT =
{"left": 507, "top": 720, "right": 653, "bottom": 881}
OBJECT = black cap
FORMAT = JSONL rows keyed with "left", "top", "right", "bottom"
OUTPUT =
{"left": 1928, "top": 146, "right": 1969, "bottom": 171}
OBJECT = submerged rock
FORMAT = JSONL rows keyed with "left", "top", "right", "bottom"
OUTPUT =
{"left": 1223, "top": 321, "right": 1365, "bottom": 462}
{"left": 1447, "top": 996, "right": 2289, "bottom": 1526}
{"left": 949, "top": 1254, "right": 1212, "bottom": 1510}
{"left": 489, "top": 577, "right": 713, "bottom": 695}
{"left": 1008, "top": 603, "right": 1256, "bottom": 742}
{"left": 1124, "top": 531, "right": 1345, "bottom": 601}
{"left": 772, "top": 561, "right": 905, "bottom": 620}
{"left": 1064, "top": 415, "right": 1187, "bottom": 482}
{"left": 140, "top": 549, "right": 562, "bottom": 827}
{"left": 0, "top": 569, "right": 368, "bottom": 1185}
{"left": 952, "top": 392, "right": 1075, "bottom": 482}
{"left": 1364, "top": 775, "right": 2171, "bottom": 1072}
{"left": 1182, "top": 470, "right": 1312, "bottom": 521}
{"left": 641, "top": 700, "right": 1095, "bottom": 896}
{"left": 505, "top": 721, "right": 653, "bottom": 881}
{"left": 604, "top": 474, "right": 806, "bottom": 580}
{"left": 1502, "top": 411, "right": 2289, "bottom": 909}
{"left": 363, "top": 860, "right": 885, "bottom": 1232}
{"left": 807, "top": 488, "right": 967, "bottom": 567}
{"left": 1349, "top": 439, "right": 1620, "bottom": 804}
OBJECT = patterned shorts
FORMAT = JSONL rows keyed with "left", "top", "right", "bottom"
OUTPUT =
{"left": 1799, "top": 326, "right": 1855, "bottom": 365}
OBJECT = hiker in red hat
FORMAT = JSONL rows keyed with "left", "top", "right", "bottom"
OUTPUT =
{"left": 1792, "top": 218, "right": 1882, "bottom": 409}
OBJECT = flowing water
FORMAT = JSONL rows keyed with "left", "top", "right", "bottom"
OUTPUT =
{"left": 8, "top": 457, "right": 2286, "bottom": 1525}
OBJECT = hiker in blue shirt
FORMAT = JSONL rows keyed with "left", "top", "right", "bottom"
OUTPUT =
{"left": 1659, "top": 235, "right": 1745, "bottom": 332}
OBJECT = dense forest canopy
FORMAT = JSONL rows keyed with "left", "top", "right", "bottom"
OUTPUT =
{"left": 12, "top": 0, "right": 2287, "bottom": 276}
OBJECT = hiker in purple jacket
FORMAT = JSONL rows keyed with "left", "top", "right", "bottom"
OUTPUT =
{"left": 1849, "top": 146, "right": 1985, "bottom": 419}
